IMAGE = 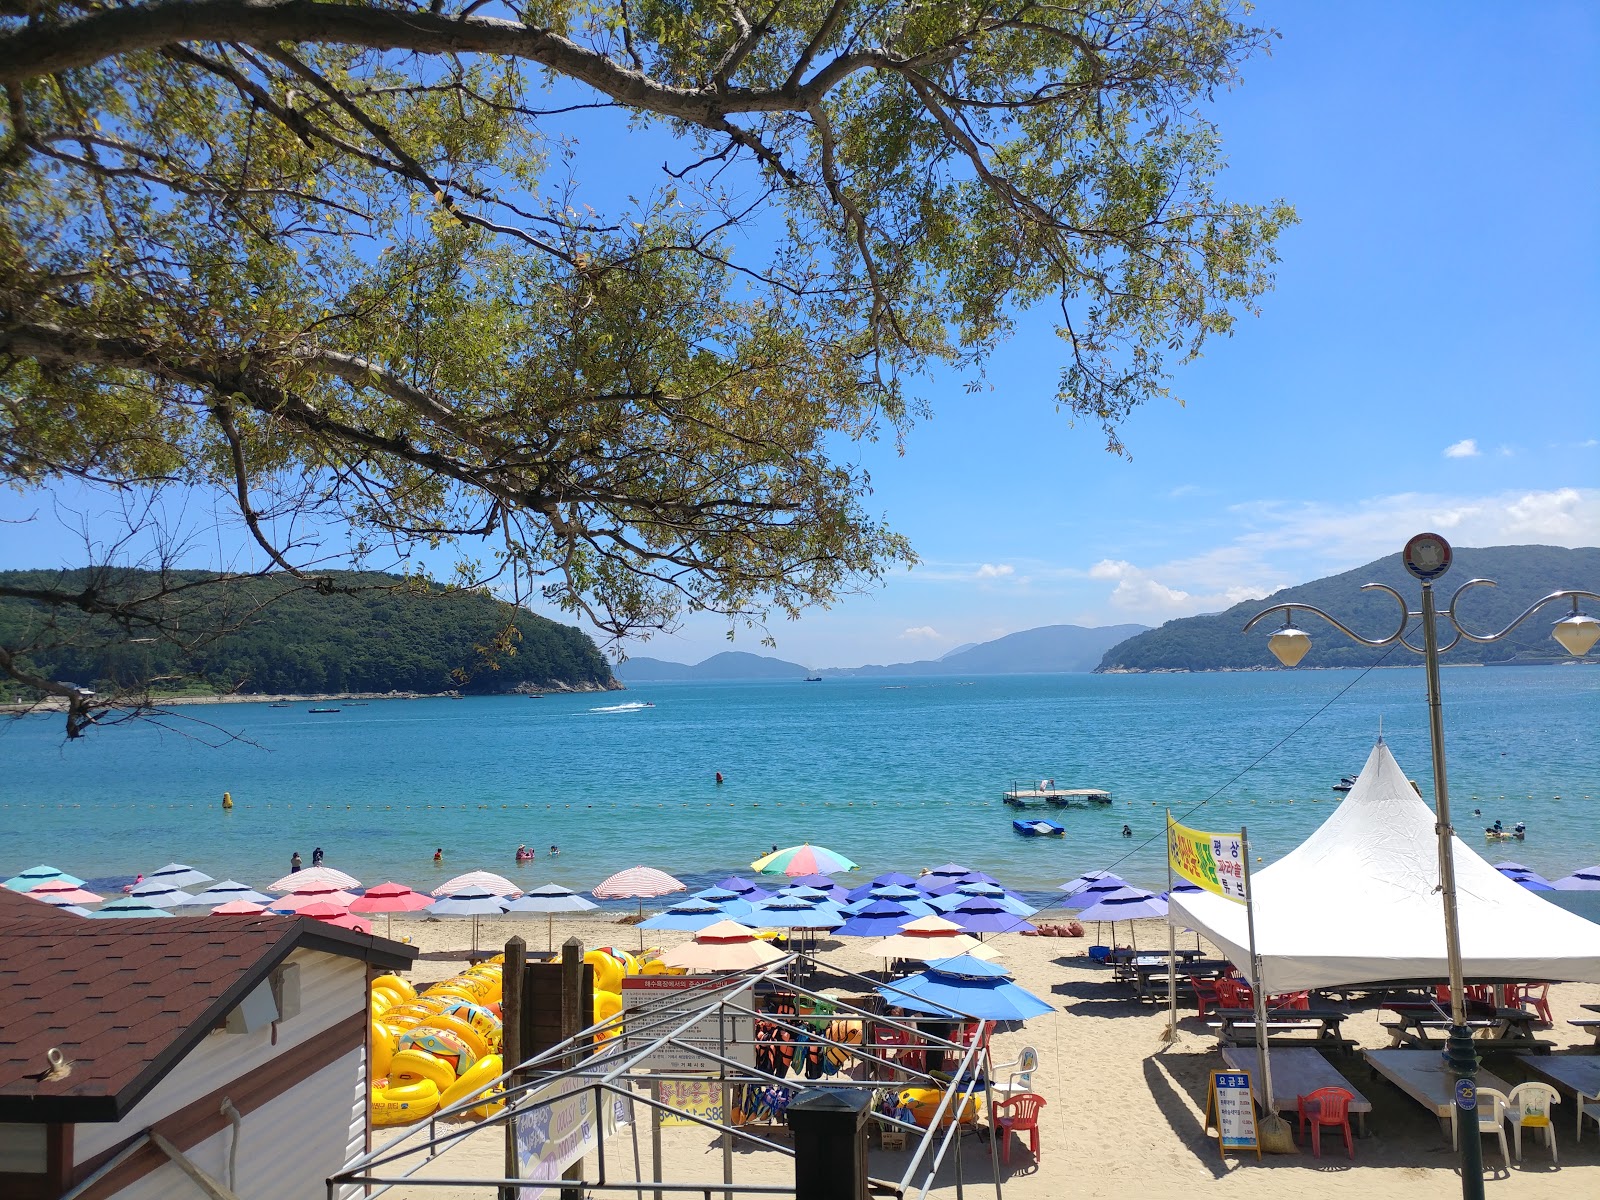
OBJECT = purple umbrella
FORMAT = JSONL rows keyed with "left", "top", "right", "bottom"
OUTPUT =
{"left": 715, "top": 876, "right": 773, "bottom": 901}
{"left": 1551, "top": 867, "right": 1600, "bottom": 891}
{"left": 941, "top": 896, "right": 1037, "bottom": 936}
{"left": 783, "top": 875, "right": 849, "bottom": 900}
{"left": 1059, "top": 870, "right": 1129, "bottom": 898}
{"left": 836, "top": 900, "right": 922, "bottom": 938}
{"left": 846, "top": 872, "right": 919, "bottom": 902}
{"left": 1494, "top": 863, "right": 1554, "bottom": 890}
{"left": 1073, "top": 887, "right": 1168, "bottom": 951}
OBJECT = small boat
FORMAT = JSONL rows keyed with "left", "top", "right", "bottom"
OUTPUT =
{"left": 1332, "top": 775, "right": 1357, "bottom": 792}
{"left": 1013, "top": 818, "right": 1065, "bottom": 837}
{"left": 269, "top": 702, "right": 291, "bottom": 708}
{"left": 803, "top": 675, "right": 822, "bottom": 682}
{"left": 308, "top": 707, "right": 341, "bottom": 714}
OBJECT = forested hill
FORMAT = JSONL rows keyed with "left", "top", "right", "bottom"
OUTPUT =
{"left": 1097, "top": 545, "right": 1600, "bottom": 672}
{"left": 0, "top": 570, "right": 619, "bottom": 697}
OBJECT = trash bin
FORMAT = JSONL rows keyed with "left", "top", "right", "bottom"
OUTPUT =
{"left": 789, "top": 1087, "right": 871, "bottom": 1200}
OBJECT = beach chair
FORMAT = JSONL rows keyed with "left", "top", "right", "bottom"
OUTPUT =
{"left": 1506, "top": 1082, "right": 1560, "bottom": 1163}
{"left": 1213, "top": 977, "right": 1243, "bottom": 1008}
{"left": 1453, "top": 1087, "right": 1511, "bottom": 1167}
{"left": 987, "top": 1046, "right": 1038, "bottom": 1101}
{"left": 993, "top": 1093, "right": 1047, "bottom": 1164}
{"left": 1579, "top": 1087, "right": 1600, "bottom": 1143}
{"left": 1516, "top": 982, "right": 1553, "bottom": 1024}
{"left": 1296, "top": 1087, "right": 1355, "bottom": 1159}
{"left": 1188, "top": 975, "right": 1221, "bottom": 1018}
{"left": 1271, "top": 990, "right": 1311, "bottom": 1012}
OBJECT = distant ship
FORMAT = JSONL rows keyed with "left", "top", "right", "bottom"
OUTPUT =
{"left": 803, "top": 675, "right": 822, "bottom": 682}
{"left": 308, "top": 707, "right": 341, "bottom": 714}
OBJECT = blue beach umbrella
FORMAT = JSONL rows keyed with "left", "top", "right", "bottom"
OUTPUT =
{"left": 941, "top": 896, "right": 1037, "bottom": 935}
{"left": 126, "top": 881, "right": 197, "bottom": 907}
{"left": 846, "top": 872, "right": 919, "bottom": 903}
{"left": 1493, "top": 863, "right": 1554, "bottom": 890}
{"left": 740, "top": 894, "right": 845, "bottom": 930}
{"left": 692, "top": 887, "right": 756, "bottom": 915}
{"left": 785, "top": 873, "right": 850, "bottom": 899}
{"left": 639, "top": 898, "right": 738, "bottom": 932}
{"left": 143, "top": 862, "right": 215, "bottom": 890}
{"left": 176, "top": 880, "right": 272, "bottom": 908}
{"left": 876, "top": 955, "right": 1054, "bottom": 1022}
{"left": 939, "top": 882, "right": 1039, "bottom": 917}
{"left": 714, "top": 877, "right": 773, "bottom": 902}
{"left": 4, "top": 865, "right": 85, "bottom": 892}
{"left": 428, "top": 886, "right": 511, "bottom": 954}
{"left": 90, "top": 896, "right": 175, "bottom": 918}
{"left": 1059, "top": 870, "right": 1128, "bottom": 898}
{"left": 1073, "top": 887, "right": 1169, "bottom": 951}
{"left": 1551, "top": 867, "right": 1600, "bottom": 891}
{"left": 835, "top": 900, "right": 922, "bottom": 938}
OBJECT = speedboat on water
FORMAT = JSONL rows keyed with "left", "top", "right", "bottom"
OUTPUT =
{"left": 1332, "top": 775, "right": 1357, "bottom": 792}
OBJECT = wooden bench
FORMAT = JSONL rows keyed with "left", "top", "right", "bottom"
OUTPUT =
{"left": 1570, "top": 1018, "right": 1600, "bottom": 1044}
{"left": 1364, "top": 1049, "right": 1514, "bottom": 1141}
{"left": 1380, "top": 1002, "right": 1549, "bottom": 1052}
{"left": 1222, "top": 1046, "right": 1373, "bottom": 1136}
{"left": 1211, "top": 1006, "right": 1352, "bottom": 1050}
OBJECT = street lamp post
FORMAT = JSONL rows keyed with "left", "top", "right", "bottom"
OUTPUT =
{"left": 1243, "top": 533, "right": 1598, "bottom": 1198}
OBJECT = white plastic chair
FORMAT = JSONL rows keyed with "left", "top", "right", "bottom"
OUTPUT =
{"left": 1506, "top": 1082, "right": 1560, "bottom": 1163}
{"left": 1580, "top": 1089, "right": 1600, "bottom": 1143}
{"left": 987, "top": 1046, "right": 1038, "bottom": 1100}
{"left": 1452, "top": 1087, "right": 1510, "bottom": 1167}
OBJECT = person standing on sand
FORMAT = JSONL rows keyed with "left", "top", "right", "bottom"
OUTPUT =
{"left": 290, "top": 852, "right": 302, "bottom": 873}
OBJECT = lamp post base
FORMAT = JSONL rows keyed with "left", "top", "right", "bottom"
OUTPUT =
{"left": 1446, "top": 1026, "right": 1485, "bottom": 1198}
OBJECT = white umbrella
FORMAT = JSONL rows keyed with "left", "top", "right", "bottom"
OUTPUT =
{"left": 268, "top": 865, "right": 360, "bottom": 892}
{"left": 500, "top": 883, "right": 599, "bottom": 950}
{"left": 176, "top": 880, "right": 272, "bottom": 908}
{"left": 125, "top": 881, "right": 196, "bottom": 908}
{"left": 433, "top": 870, "right": 521, "bottom": 898}
{"left": 428, "top": 886, "right": 511, "bottom": 955}
{"left": 661, "top": 920, "right": 788, "bottom": 971}
{"left": 143, "top": 862, "right": 214, "bottom": 890}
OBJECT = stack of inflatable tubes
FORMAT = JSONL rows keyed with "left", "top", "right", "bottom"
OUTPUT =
{"left": 369, "top": 964, "right": 508, "bottom": 1125}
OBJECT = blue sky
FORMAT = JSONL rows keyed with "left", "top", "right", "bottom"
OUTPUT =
{"left": 3, "top": 4, "right": 1596, "bottom": 668}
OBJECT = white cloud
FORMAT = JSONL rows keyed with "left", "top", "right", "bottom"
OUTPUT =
{"left": 900, "top": 625, "right": 942, "bottom": 641}
{"left": 975, "top": 563, "right": 1015, "bottom": 579}
{"left": 1444, "top": 438, "right": 1480, "bottom": 458}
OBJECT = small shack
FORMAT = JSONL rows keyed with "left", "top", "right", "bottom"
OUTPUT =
{"left": 0, "top": 889, "right": 414, "bottom": 1199}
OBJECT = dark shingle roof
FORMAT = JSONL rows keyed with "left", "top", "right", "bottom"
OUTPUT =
{"left": 0, "top": 910, "right": 414, "bottom": 1121}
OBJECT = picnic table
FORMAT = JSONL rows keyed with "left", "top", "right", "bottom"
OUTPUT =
{"left": 1119, "top": 956, "right": 1230, "bottom": 1000}
{"left": 1108, "top": 947, "right": 1207, "bottom": 966}
{"left": 1380, "top": 1001, "right": 1548, "bottom": 1052}
{"left": 1514, "top": 1054, "right": 1600, "bottom": 1136}
{"left": 1221, "top": 1046, "right": 1374, "bottom": 1136}
{"left": 1211, "top": 1005, "right": 1353, "bottom": 1050}
{"left": 1364, "top": 1049, "right": 1514, "bottom": 1138}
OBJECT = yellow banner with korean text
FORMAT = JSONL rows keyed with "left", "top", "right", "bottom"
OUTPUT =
{"left": 1167, "top": 817, "right": 1248, "bottom": 904}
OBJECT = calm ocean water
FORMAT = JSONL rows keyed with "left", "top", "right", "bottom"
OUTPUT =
{"left": 3, "top": 667, "right": 1596, "bottom": 904}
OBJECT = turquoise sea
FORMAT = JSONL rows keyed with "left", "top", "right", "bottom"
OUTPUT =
{"left": 2, "top": 667, "right": 1596, "bottom": 904}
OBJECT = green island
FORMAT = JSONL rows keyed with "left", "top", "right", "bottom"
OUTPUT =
{"left": 1097, "top": 545, "right": 1600, "bottom": 672}
{"left": 0, "top": 570, "right": 618, "bottom": 699}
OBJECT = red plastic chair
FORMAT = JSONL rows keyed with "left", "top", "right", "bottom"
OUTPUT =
{"left": 1297, "top": 1087, "right": 1355, "bottom": 1159}
{"left": 1270, "top": 990, "right": 1311, "bottom": 1012}
{"left": 1189, "top": 975, "right": 1221, "bottom": 1018}
{"left": 1213, "top": 977, "right": 1242, "bottom": 1008}
{"left": 958, "top": 1020, "right": 996, "bottom": 1052}
{"left": 1517, "top": 982, "right": 1553, "bottom": 1024}
{"left": 993, "top": 1093, "right": 1047, "bottom": 1163}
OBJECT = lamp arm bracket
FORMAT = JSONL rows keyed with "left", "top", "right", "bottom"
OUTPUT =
{"left": 1242, "top": 584, "right": 1412, "bottom": 649}
{"left": 1447, "top": 584, "right": 1600, "bottom": 644}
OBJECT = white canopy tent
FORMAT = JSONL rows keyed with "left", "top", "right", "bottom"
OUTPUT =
{"left": 1171, "top": 739, "right": 1600, "bottom": 993}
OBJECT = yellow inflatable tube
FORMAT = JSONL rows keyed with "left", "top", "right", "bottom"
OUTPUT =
{"left": 372, "top": 1078, "right": 440, "bottom": 1125}
{"left": 388, "top": 1047, "right": 456, "bottom": 1090}
{"left": 438, "top": 1054, "right": 503, "bottom": 1112}
{"left": 408, "top": 1016, "right": 490, "bottom": 1061}
{"left": 371, "top": 1019, "right": 396, "bottom": 1081}
{"left": 897, "top": 1087, "right": 981, "bottom": 1127}
{"left": 373, "top": 974, "right": 417, "bottom": 1000}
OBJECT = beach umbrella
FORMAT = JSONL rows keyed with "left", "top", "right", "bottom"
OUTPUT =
{"left": 348, "top": 881, "right": 434, "bottom": 938}
{"left": 876, "top": 955, "right": 1053, "bottom": 1022}
{"left": 273, "top": 887, "right": 360, "bottom": 913}
{"left": 592, "top": 866, "right": 687, "bottom": 916}
{"left": 1551, "top": 867, "right": 1600, "bottom": 891}
{"left": 176, "top": 880, "right": 272, "bottom": 908}
{"left": 31, "top": 892, "right": 98, "bottom": 912}
{"left": 318, "top": 912, "right": 373, "bottom": 933}
{"left": 209, "top": 900, "right": 271, "bottom": 915}
{"left": 713, "top": 876, "right": 772, "bottom": 902}
{"left": 835, "top": 900, "right": 923, "bottom": 938}
{"left": 932, "top": 884, "right": 1038, "bottom": 917}
{"left": 846, "top": 872, "right": 919, "bottom": 902}
{"left": 500, "top": 883, "right": 600, "bottom": 951}
{"left": 940, "top": 895, "right": 1037, "bottom": 935}
{"left": 871, "top": 929, "right": 997, "bottom": 964}
{"left": 690, "top": 888, "right": 755, "bottom": 919}
{"left": 142, "top": 862, "right": 214, "bottom": 890}
{"left": 1493, "top": 863, "right": 1554, "bottom": 891}
{"left": 740, "top": 894, "right": 846, "bottom": 930}
{"left": 1058, "top": 870, "right": 1128, "bottom": 898}
{"left": 26, "top": 880, "right": 103, "bottom": 905}
{"left": 433, "top": 870, "right": 521, "bottom": 899}
{"left": 639, "top": 898, "right": 736, "bottom": 932}
{"left": 857, "top": 883, "right": 928, "bottom": 904}
{"left": 751, "top": 844, "right": 858, "bottom": 877}
{"left": 4, "top": 865, "right": 85, "bottom": 891}
{"left": 784, "top": 873, "right": 850, "bottom": 898}
{"left": 89, "top": 896, "right": 174, "bottom": 918}
{"left": 661, "top": 919, "right": 787, "bottom": 972}
{"left": 268, "top": 865, "right": 361, "bottom": 892}
{"left": 1073, "top": 887, "right": 1168, "bottom": 951}
{"left": 125, "top": 881, "right": 196, "bottom": 908}
{"left": 428, "top": 886, "right": 511, "bottom": 955}
{"left": 56, "top": 905, "right": 95, "bottom": 917}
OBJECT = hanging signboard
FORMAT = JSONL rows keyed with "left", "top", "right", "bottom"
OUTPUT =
{"left": 620, "top": 976, "right": 758, "bottom": 1074}
{"left": 1204, "top": 1070, "right": 1260, "bottom": 1159}
{"left": 657, "top": 1078, "right": 725, "bottom": 1126}
{"left": 1168, "top": 818, "right": 1249, "bottom": 903}
{"left": 514, "top": 1076, "right": 633, "bottom": 1198}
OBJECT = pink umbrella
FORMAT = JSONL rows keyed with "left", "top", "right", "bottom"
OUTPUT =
{"left": 295, "top": 900, "right": 356, "bottom": 921}
{"left": 268, "top": 865, "right": 361, "bottom": 892}
{"left": 274, "top": 888, "right": 359, "bottom": 912}
{"left": 594, "top": 865, "right": 688, "bottom": 948}
{"left": 209, "top": 900, "right": 271, "bottom": 915}
{"left": 348, "top": 881, "right": 433, "bottom": 939}
{"left": 318, "top": 912, "right": 373, "bottom": 934}
{"left": 27, "top": 881, "right": 103, "bottom": 905}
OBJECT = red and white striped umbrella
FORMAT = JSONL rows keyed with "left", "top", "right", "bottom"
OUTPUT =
{"left": 274, "top": 888, "right": 359, "bottom": 912}
{"left": 268, "top": 865, "right": 360, "bottom": 892}
{"left": 432, "top": 871, "right": 521, "bottom": 898}
{"left": 593, "top": 866, "right": 686, "bottom": 900}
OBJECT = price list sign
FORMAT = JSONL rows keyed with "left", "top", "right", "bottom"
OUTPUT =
{"left": 1205, "top": 1070, "right": 1260, "bottom": 1159}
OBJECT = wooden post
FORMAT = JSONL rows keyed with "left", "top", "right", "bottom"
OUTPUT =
{"left": 560, "top": 938, "right": 584, "bottom": 1200}
{"left": 500, "top": 935, "right": 525, "bottom": 1200}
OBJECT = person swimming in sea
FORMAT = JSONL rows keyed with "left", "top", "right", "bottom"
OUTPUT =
{"left": 311, "top": 846, "right": 324, "bottom": 866}
{"left": 516, "top": 844, "right": 534, "bottom": 862}
{"left": 433, "top": 847, "right": 443, "bottom": 863}
{"left": 1121, "top": 825, "right": 1132, "bottom": 838}
{"left": 549, "top": 844, "right": 559, "bottom": 857}
{"left": 290, "top": 852, "right": 302, "bottom": 873}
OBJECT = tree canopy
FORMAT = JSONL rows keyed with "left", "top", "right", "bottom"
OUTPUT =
{"left": 0, "top": 0, "right": 1292, "bottom": 732}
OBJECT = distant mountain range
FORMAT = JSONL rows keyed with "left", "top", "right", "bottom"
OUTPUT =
{"left": 614, "top": 623, "right": 1150, "bottom": 682}
{"left": 1097, "top": 544, "right": 1600, "bottom": 672}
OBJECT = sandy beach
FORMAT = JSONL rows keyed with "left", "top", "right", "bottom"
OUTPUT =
{"left": 366, "top": 909, "right": 1600, "bottom": 1198}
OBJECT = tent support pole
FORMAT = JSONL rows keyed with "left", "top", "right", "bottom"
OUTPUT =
{"left": 1166, "top": 809, "right": 1178, "bottom": 1041}
{"left": 1240, "top": 828, "right": 1274, "bottom": 1120}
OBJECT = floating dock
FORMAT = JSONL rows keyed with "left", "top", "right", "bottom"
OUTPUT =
{"left": 1003, "top": 784, "right": 1113, "bottom": 808}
